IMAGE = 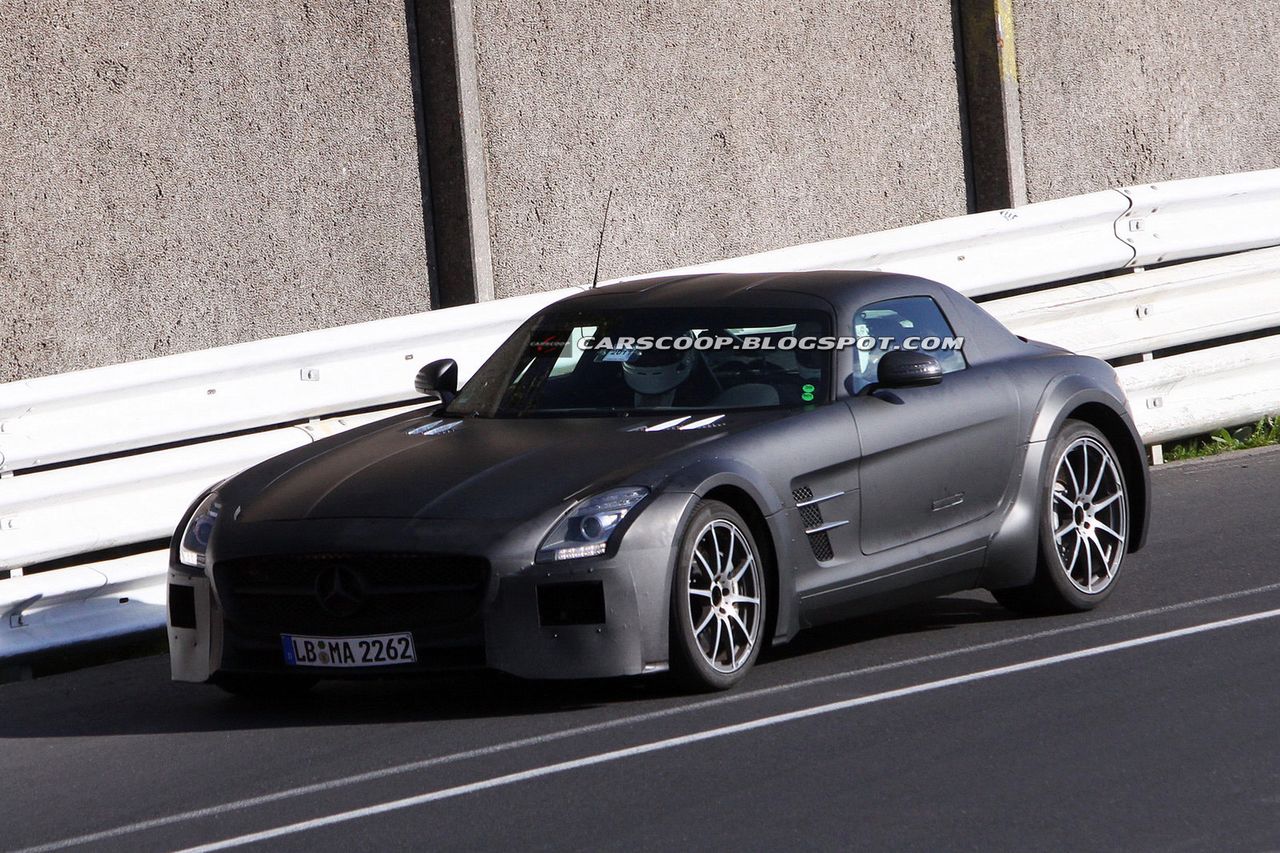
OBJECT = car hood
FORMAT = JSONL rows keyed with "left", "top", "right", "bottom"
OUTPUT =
{"left": 234, "top": 410, "right": 782, "bottom": 522}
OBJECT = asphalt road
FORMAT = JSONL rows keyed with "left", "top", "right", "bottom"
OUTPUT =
{"left": 4, "top": 446, "right": 1280, "bottom": 853}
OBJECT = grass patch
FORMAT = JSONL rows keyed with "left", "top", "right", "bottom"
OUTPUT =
{"left": 1164, "top": 415, "right": 1280, "bottom": 461}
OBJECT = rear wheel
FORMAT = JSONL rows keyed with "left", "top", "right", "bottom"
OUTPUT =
{"left": 669, "top": 501, "right": 767, "bottom": 691}
{"left": 994, "top": 419, "right": 1130, "bottom": 614}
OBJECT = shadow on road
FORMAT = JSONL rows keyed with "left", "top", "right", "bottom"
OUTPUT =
{"left": 0, "top": 594, "right": 1021, "bottom": 741}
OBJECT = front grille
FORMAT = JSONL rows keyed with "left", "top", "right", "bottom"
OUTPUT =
{"left": 213, "top": 553, "right": 490, "bottom": 636}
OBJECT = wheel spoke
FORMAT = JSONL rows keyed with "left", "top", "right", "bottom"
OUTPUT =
{"left": 730, "top": 553, "right": 754, "bottom": 584}
{"left": 694, "top": 609, "right": 715, "bottom": 637}
{"left": 1089, "top": 456, "right": 1109, "bottom": 499}
{"left": 725, "top": 616, "right": 739, "bottom": 664}
{"left": 710, "top": 618, "right": 722, "bottom": 663}
{"left": 711, "top": 526, "right": 723, "bottom": 575}
{"left": 724, "top": 529, "right": 735, "bottom": 576}
{"left": 1093, "top": 490, "right": 1122, "bottom": 512}
{"left": 1080, "top": 446, "right": 1089, "bottom": 498}
{"left": 726, "top": 594, "right": 759, "bottom": 607}
{"left": 1093, "top": 535, "right": 1115, "bottom": 578}
{"left": 1092, "top": 519, "right": 1125, "bottom": 544}
{"left": 1083, "top": 532, "right": 1094, "bottom": 591}
{"left": 1063, "top": 454, "right": 1081, "bottom": 497}
{"left": 1054, "top": 519, "right": 1077, "bottom": 541}
{"left": 1066, "top": 532, "right": 1082, "bottom": 576}
{"left": 729, "top": 610, "right": 752, "bottom": 644}
{"left": 1053, "top": 489, "right": 1074, "bottom": 508}
{"left": 694, "top": 549, "right": 714, "bottom": 579}
{"left": 689, "top": 588, "right": 713, "bottom": 599}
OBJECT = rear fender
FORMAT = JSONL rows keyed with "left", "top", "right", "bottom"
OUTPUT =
{"left": 982, "top": 373, "right": 1149, "bottom": 589}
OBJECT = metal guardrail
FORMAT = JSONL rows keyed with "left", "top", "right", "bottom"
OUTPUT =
{"left": 0, "top": 407, "right": 420, "bottom": 569}
{"left": 1119, "top": 334, "right": 1280, "bottom": 444}
{"left": 983, "top": 247, "right": 1280, "bottom": 359}
{"left": 4, "top": 169, "right": 1280, "bottom": 661}
{"left": 0, "top": 288, "right": 579, "bottom": 472}
{"left": 1, "top": 551, "right": 166, "bottom": 659}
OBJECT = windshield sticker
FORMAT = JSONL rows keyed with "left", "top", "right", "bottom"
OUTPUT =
{"left": 596, "top": 348, "right": 639, "bottom": 363}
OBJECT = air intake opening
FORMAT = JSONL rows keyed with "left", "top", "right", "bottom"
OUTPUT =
{"left": 538, "top": 581, "right": 606, "bottom": 626}
{"left": 169, "top": 584, "right": 197, "bottom": 629}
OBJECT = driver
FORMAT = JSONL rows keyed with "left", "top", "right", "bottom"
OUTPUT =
{"left": 622, "top": 346, "right": 698, "bottom": 408}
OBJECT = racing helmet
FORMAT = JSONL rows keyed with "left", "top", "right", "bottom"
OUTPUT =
{"left": 622, "top": 347, "right": 697, "bottom": 395}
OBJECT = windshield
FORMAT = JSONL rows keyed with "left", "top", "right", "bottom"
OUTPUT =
{"left": 445, "top": 306, "right": 834, "bottom": 418}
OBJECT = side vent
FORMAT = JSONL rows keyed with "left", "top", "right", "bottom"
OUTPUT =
{"left": 792, "top": 486, "right": 834, "bottom": 562}
{"left": 792, "top": 486, "right": 850, "bottom": 562}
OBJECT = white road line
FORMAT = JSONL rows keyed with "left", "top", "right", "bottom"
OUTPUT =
{"left": 174, "top": 605, "right": 1280, "bottom": 853}
{"left": 15, "top": 579, "right": 1280, "bottom": 853}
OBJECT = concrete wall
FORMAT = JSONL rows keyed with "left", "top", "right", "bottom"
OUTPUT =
{"left": 7, "top": 0, "right": 1279, "bottom": 385}
{"left": 0, "top": 0, "right": 429, "bottom": 382}
{"left": 468, "top": 0, "right": 970, "bottom": 299}
{"left": 1014, "top": 0, "right": 1280, "bottom": 201}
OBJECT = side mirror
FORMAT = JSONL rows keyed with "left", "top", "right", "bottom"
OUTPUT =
{"left": 415, "top": 358, "right": 458, "bottom": 403}
{"left": 876, "top": 349, "right": 943, "bottom": 389}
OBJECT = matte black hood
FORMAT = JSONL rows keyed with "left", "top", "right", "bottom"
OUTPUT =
{"left": 236, "top": 411, "right": 781, "bottom": 523}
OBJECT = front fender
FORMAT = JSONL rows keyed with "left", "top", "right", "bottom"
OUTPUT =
{"left": 664, "top": 460, "right": 800, "bottom": 644}
{"left": 665, "top": 458, "right": 788, "bottom": 517}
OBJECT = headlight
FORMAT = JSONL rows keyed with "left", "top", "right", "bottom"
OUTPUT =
{"left": 177, "top": 492, "right": 222, "bottom": 570}
{"left": 537, "top": 487, "right": 648, "bottom": 562}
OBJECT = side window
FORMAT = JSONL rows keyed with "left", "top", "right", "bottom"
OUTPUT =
{"left": 851, "top": 296, "right": 966, "bottom": 392}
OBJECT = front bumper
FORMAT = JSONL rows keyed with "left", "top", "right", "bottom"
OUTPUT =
{"left": 167, "top": 493, "right": 695, "bottom": 682}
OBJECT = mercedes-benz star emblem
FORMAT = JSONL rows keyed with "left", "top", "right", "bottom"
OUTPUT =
{"left": 315, "top": 566, "right": 365, "bottom": 617}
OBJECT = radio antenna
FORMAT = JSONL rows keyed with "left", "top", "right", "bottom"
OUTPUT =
{"left": 590, "top": 188, "right": 614, "bottom": 289}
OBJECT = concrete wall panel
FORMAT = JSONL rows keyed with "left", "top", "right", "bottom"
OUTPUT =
{"left": 0, "top": 0, "right": 429, "bottom": 382}
{"left": 469, "top": 1, "right": 970, "bottom": 298}
{"left": 1014, "top": 0, "right": 1280, "bottom": 201}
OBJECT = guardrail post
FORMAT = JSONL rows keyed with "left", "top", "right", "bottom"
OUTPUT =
{"left": 956, "top": 0, "right": 1029, "bottom": 211}
{"left": 404, "top": 0, "right": 496, "bottom": 308}
{"left": 1142, "top": 351, "right": 1165, "bottom": 464}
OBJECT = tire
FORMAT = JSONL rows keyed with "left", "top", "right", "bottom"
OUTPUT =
{"left": 669, "top": 501, "right": 768, "bottom": 691}
{"left": 993, "top": 419, "right": 1130, "bottom": 615}
{"left": 214, "top": 672, "right": 318, "bottom": 699}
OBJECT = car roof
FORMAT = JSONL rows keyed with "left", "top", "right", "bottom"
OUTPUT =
{"left": 546, "top": 269, "right": 1029, "bottom": 364}
{"left": 553, "top": 270, "right": 956, "bottom": 313}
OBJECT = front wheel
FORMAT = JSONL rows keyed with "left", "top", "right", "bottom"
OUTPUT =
{"left": 669, "top": 501, "right": 767, "bottom": 691}
{"left": 994, "top": 419, "right": 1130, "bottom": 614}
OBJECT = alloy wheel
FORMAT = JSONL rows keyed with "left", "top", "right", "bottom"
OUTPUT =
{"left": 1050, "top": 436, "right": 1128, "bottom": 594}
{"left": 686, "top": 519, "right": 762, "bottom": 673}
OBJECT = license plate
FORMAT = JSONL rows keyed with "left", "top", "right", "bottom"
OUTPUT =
{"left": 281, "top": 632, "right": 417, "bottom": 668}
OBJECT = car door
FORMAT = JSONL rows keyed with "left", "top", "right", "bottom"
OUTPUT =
{"left": 847, "top": 296, "right": 1020, "bottom": 555}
